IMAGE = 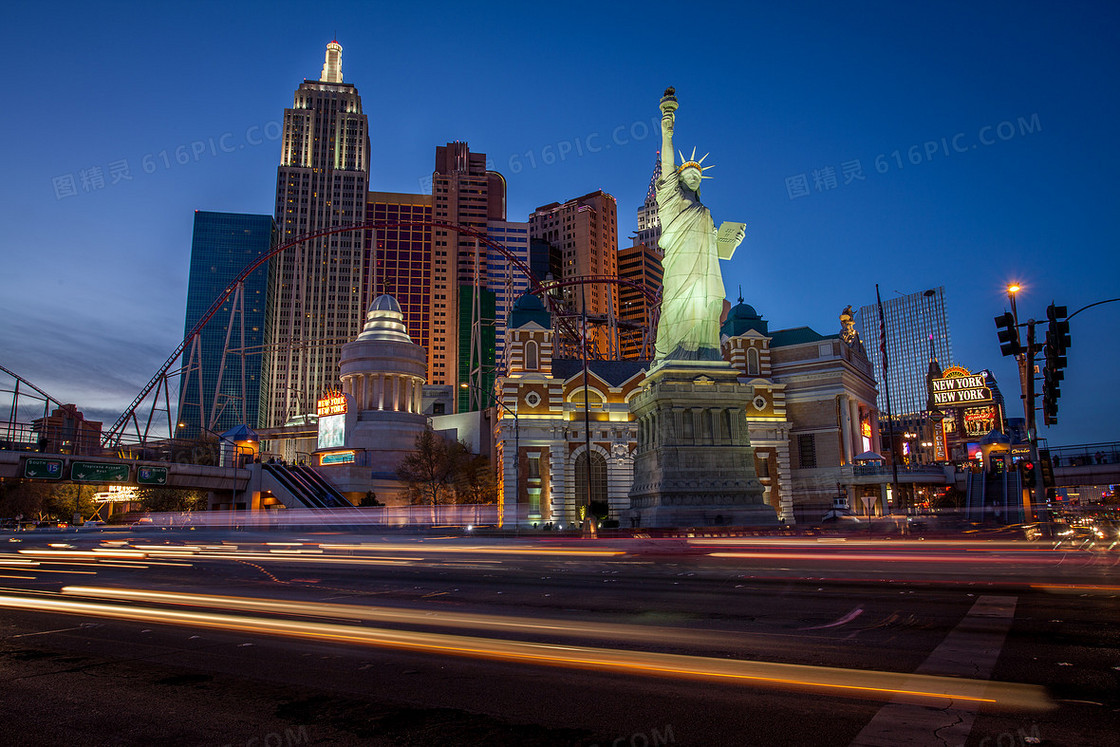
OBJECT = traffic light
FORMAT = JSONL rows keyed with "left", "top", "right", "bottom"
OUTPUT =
{"left": 1020, "top": 459, "right": 1037, "bottom": 488}
{"left": 994, "top": 312, "right": 1021, "bottom": 357}
{"left": 1042, "top": 303, "right": 1071, "bottom": 426}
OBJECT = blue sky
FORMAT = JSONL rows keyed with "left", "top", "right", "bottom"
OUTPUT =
{"left": 1, "top": 1, "right": 1117, "bottom": 445}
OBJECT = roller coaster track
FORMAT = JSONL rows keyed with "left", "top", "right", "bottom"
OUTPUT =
{"left": 102, "top": 221, "right": 660, "bottom": 447}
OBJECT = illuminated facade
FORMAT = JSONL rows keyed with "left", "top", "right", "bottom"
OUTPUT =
{"left": 321, "top": 294, "right": 429, "bottom": 503}
{"left": 490, "top": 294, "right": 886, "bottom": 526}
{"left": 178, "top": 211, "right": 275, "bottom": 439}
{"left": 365, "top": 191, "right": 434, "bottom": 356}
{"left": 720, "top": 302, "right": 792, "bottom": 520}
{"left": 495, "top": 296, "right": 642, "bottom": 527}
{"left": 854, "top": 287, "right": 952, "bottom": 418}
{"left": 260, "top": 41, "right": 371, "bottom": 429}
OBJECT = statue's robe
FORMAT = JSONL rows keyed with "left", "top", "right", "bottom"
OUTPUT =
{"left": 654, "top": 168, "right": 724, "bottom": 361}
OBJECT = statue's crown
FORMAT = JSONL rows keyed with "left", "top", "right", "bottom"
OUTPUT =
{"left": 677, "top": 147, "right": 714, "bottom": 178}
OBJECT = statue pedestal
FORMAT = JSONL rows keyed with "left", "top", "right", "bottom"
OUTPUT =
{"left": 627, "top": 361, "right": 779, "bottom": 528}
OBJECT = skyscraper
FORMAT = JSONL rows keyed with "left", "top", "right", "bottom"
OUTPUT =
{"left": 855, "top": 287, "right": 953, "bottom": 418}
{"left": 484, "top": 220, "right": 531, "bottom": 372}
{"left": 529, "top": 190, "right": 619, "bottom": 357}
{"left": 635, "top": 153, "right": 662, "bottom": 250}
{"left": 618, "top": 155, "right": 664, "bottom": 359}
{"left": 429, "top": 142, "right": 506, "bottom": 411}
{"left": 177, "top": 211, "right": 275, "bottom": 439}
{"left": 260, "top": 41, "right": 371, "bottom": 428}
{"left": 616, "top": 241, "right": 662, "bottom": 359}
{"left": 365, "top": 191, "right": 434, "bottom": 355}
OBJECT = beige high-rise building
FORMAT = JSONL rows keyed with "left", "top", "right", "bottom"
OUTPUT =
{"left": 429, "top": 143, "right": 506, "bottom": 411}
{"left": 260, "top": 41, "right": 371, "bottom": 428}
{"left": 529, "top": 190, "right": 619, "bottom": 358}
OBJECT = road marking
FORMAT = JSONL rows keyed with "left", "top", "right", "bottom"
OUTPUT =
{"left": 850, "top": 595, "right": 1042, "bottom": 746}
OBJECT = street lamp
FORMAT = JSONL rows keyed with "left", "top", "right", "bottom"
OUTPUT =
{"left": 461, "top": 382, "right": 520, "bottom": 528}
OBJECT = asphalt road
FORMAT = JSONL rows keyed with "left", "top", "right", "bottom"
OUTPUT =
{"left": 0, "top": 528, "right": 1116, "bottom": 746}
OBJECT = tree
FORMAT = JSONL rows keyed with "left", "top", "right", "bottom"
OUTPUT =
{"left": 136, "top": 486, "right": 206, "bottom": 513}
{"left": 396, "top": 426, "right": 469, "bottom": 506}
{"left": 454, "top": 454, "right": 498, "bottom": 505}
{"left": 0, "top": 480, "right": 54, "bottom": 520}
{"left": 359, "top": 490, "right": 382, "bottom": 507}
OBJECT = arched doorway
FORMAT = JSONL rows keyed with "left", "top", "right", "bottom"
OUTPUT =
{"left": 574, "top": 449, "right": 608, "bottom": 517}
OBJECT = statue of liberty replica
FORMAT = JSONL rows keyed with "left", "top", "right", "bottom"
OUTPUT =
{"left": 626, "top": 88, "right": 779, "bottom": 528}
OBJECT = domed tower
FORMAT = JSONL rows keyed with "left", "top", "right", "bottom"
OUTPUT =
{"left": 330, "top": 295, "right": 428, "bottom": 501}
{"left": 505, "top": 293, "right": 553, "bottom": 376}
{"left": 721, "top": 298, "right": 771, "bottom": 379}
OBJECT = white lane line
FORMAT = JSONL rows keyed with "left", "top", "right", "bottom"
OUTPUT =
{"left": 850, "top": 595, "right": 1031, "bottom": 746}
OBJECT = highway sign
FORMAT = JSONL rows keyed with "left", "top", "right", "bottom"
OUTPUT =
{"left": 71, "top": 461, "right": 130, "bottom": 483}
{"left": 137, "top": 466, "right": 169, "bottom": 485}
{"left": 24, "top": 458, "right": 64, "bottom": 480}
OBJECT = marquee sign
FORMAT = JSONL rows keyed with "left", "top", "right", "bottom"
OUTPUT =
{"left": 317, "top": 391, "right": 347, "bottom": 417}
{"left": 930, "top": 368, "right": 992, "bottom": 407}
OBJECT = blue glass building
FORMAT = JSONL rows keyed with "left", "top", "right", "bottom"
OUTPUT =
{"left": 177, "top": 211, "right": 276, "bottom": 439}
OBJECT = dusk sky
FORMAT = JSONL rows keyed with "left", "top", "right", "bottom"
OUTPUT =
{"left": 2, "top": 1, "right": 1117, "bottom": 446}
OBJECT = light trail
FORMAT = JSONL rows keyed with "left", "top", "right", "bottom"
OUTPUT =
{"left": 0, "top": 591, "right": 1052, "bottom": 711}
{"left": 18, "top": 550, "right": 147, "bottom": 560}
{"left": 59, "top": 586, "right": 818, "bottom": 650}
{"left": 707, "top": 551, "right": 1088, "bottom": 564}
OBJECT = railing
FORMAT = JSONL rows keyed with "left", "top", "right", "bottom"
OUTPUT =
{"left": 851, "top": 464, "right": 948, "bottom": 478}
{"left": 1048, "top": 442, "right": 1120, "bottom": 468}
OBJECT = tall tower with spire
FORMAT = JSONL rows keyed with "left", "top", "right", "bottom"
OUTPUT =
{"left": 260, "top": 41, "right": 371, "bottom": 433}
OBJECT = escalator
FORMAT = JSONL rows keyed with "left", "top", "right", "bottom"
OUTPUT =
{"left": 262, "top": 463, "right": 357, "bottom": 510}
{"left": 290, "top": 464, "right": 353, "bottom": 508}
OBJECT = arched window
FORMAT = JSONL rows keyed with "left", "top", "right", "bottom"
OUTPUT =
{"left": 574, "top": 450, "right": 608, "bottom": 511}
{"left": 524, "top": 340, "right": 538, "bottom": 371}
{"left": 747, "top": 347, "right": 760, "bottom": 377}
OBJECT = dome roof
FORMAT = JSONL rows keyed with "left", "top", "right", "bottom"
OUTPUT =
{"left": 354, "top": 294, "right": 413, "bottom": 343}
{"left": 728, "top": 302, "right": 760, "bottom": 320}
{"left": 509, "top": 292, "right": 551, "bottom": 329}
{"left": 721, "top": 299, "right": 768, "bottom": 337}
{"left": 370, "top": 294, "right": 401, "bottom": 313}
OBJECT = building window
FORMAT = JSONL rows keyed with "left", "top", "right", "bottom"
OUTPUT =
{"left": 527, "top": 454, "right": 541, "bottom": 480}
{"left": 525, "top": 340, "right": 538, "bottom": 370}
{"left": 747, "top": 347, "right": 760, "bottom": 377}
{"left": 574, "top": 450, "right": 608, "bottom": 509}
{"left": 756, "top": 458, "right": 770, "bottom": 478}
{"left": 797, "top": 434, "right": 816, "bottom": 468}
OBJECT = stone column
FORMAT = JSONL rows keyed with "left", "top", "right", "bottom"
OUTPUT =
{"left": 839, "top": 395, "right": 853, "bottom": 465}
{"left": 850, "top": 398, "right": 862, "bottom": 457}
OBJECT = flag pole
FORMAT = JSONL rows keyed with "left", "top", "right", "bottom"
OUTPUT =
{"left": 876, "top": 284, "right": 902, "bottom": 518}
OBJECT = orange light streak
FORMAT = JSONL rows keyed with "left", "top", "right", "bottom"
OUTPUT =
{"left": 0, "top": 591, "right": 1051, "bottom": 711}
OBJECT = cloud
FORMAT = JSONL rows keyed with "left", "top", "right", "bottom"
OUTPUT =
{"left": 0, "top": 306, "right": 180, "bottom": 426}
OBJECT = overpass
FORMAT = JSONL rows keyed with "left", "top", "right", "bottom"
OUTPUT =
{"left": 0, "top": 450, "right": 248, "bottom": 492}
{"left": 0, "top": 450, "right": 355, "bottom": 513}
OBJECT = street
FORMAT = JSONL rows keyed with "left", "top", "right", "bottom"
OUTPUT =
{"left": 0, "top": 528, "right": 1117, "bottom": 746}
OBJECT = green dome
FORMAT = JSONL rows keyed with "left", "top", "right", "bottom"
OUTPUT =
{"left": 721, "top": 300, "right": 768, "bottom": 337}
{"left": 509, "top": 293, "right": 551, "bottom": 329}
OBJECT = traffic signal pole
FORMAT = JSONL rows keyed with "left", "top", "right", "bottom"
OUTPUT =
{"left": 1024, "top": 320, "right": 1041, "bottom": 521}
